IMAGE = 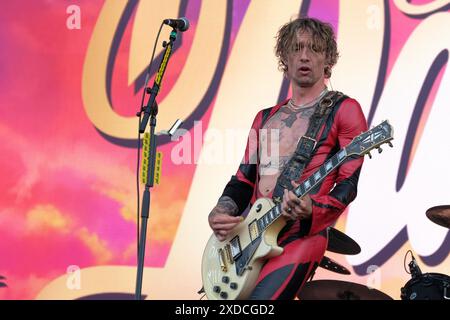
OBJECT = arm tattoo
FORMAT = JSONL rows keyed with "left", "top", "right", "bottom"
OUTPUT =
{"left": 215, "top": 196, "right": 239, "bottom": 216}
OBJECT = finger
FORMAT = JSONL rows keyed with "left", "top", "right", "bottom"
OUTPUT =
{"left": 282, "top": 189, "right": 289, "bottom": 203}
{"left": 215, "top": 233, "right": 226, "bottom": 241}
{"left": 284, "top": 190, "right": 299, "bottom": 207}
{"left": 292, "top": 205, "right": 303, "bottom": 216}
{"left": 287, "top": 197, "right": 300, "bottom": 209}
{"left": 281, "top": 208, "right": 293, "bottom": 219}
{"left": 214, "top": 230, "right": 228, "bottom": 240}
{"left": 299, "top": 196, "right": 312, "bottom": 211}
{"left": 291, "top": 180, "right": 300, "bottom": 188}
{"left": 211, "top": 215, "right": 242, "bottom": 224}
{"left": 281, "top": 191, "right": 292, "bottom": 213}
{"left": 287, "top": 191, "right": 301, "bottom": 203}
{"left": 302, "top": 194, "right": 312, "bottom": 207}
{"left": 213, "top": 221, "right": 241, "bottom": 231}
{"left": 212, "top": 214, "right": 243, "bottom": 224}
{"left": 280, "top": 205, "right": 296, "bottom": 220}
{"left": 281, "top": 189, "right": 298, "bottom": 219}
{"left": 294, "top": 198, "right": 305, "bottom": 211}
{"left": 213, "top": 207, "right": 236, "bottom": 216}
{"left": 217, "top": 230, "right": 229, "bottom": 236}
{"left": 281, "top": 211, "right": 296, "bottom": 220}
{"left": 282, "top": 190, "right": 290, "bottom": 208}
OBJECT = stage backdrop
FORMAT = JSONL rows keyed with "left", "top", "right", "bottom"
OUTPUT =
{"left": 0, "top": 0, "right": 449, "bottom": 300}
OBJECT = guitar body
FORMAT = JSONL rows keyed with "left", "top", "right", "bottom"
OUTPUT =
{"left": 201, "top": 197, "right": 286, "bottom": 300}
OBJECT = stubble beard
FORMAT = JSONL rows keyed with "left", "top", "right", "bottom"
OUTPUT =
{"left": 293, "top": 75, "right": 314, "bottom": 88}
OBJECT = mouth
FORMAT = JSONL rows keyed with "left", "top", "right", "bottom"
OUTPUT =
{"left": 298, "top": 66, "right": 311, "bottom": 74}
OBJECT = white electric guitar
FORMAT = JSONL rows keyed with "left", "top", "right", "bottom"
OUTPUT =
{"left": 201, "top": 120, "right": 394, "bottom": 300}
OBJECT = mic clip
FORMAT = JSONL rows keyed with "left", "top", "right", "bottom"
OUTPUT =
{"left": 408, "top": 258, "right": 422, "bottom": 279}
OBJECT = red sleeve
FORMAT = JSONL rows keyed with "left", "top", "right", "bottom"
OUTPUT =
{"left": 308, "top": 98, "right": 368, "bottom": 235}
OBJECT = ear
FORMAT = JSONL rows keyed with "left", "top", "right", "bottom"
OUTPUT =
{"left": 324, "top": 65, "right": 331, "bottom": 79}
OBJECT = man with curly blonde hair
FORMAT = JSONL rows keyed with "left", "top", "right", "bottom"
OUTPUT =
{"left": 208, "top": 17, "right": 367, "bottom": 300}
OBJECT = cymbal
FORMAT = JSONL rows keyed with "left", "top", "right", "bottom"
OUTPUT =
{"left": 298, "top": 280, "right": 393, "bottom": 300}
{"left": 319, "top": 256, "right": 351, "bottom": 275}
{"left": 426, "top": 205, "right": 450, "bottom": 229}
{"left": 327, "top": 227, "right": 361, "bottom": 255}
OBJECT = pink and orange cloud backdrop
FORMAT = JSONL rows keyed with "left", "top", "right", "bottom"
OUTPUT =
{"left": 0, "top": 0, "right": 448, "bottom": 300}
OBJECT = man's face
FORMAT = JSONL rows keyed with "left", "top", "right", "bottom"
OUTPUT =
{"left": 285, "top": 30, "right": 327, "bottom": 88}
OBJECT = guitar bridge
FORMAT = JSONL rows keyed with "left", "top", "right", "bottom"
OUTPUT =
{"left": 225, "top": 244, "right": 233, "bottom": 264}
{"left": 218, "top": 248, "right": 228, "bottom": 273}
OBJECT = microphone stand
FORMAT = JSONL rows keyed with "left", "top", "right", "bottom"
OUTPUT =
{"left": 135, "top": 28, "right": 178, "bottom": 300}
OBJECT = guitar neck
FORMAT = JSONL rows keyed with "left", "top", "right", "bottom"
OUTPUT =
{"left": 256, "top": 147, "right": 350, "bottom": 234}
{"left": 293, "top": 148, "right": 348, "bottom": 198}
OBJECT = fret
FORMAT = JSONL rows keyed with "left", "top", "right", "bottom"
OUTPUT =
{"left": 274, "top": 205, "right": 280, "bottom": 217}
{"left": 337, "top": 149, "right": 346, "bottom": 161}
{"left": 308, "top": 177, "right": 315, "bottom": 189}
{"left": 258, "top": 219, "right": 264, "bottom": 231}
{"left": 314, "top": 171, "right": 321, "bottom": 182}
{"left": 331, "top": 156, "right": 338, "bottom": 167}
{"left": 304, "top": 179, "right": 311, "bottom": 189}
{"left": 319, "top": 166, "right": 326, "bottom": 177}
{"left": 300, "top": 183, "right": 306, "bottom": 196}
{"left": 325, "top": 160, "right": 333, "bottom": 172}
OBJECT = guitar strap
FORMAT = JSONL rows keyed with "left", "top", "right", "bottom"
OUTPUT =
{"left": 272, "top": 90, "right": 347, "bottom": 204}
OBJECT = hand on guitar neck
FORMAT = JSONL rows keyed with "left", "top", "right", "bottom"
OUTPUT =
{"left": 281, "top": 180, "right": 312, "bottom": 221}
{"left": 208, "top": 196, "right": 244, "bottom": 241}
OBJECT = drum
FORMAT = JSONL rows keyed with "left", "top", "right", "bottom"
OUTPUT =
{"left": 401, "top": 273, "right": 450, "bottom": 300}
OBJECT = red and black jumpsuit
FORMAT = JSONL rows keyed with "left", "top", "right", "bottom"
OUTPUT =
{"left": 220, "top": 95, "right": 368, "bottom": 300}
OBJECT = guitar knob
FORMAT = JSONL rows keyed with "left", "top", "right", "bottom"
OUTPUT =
{"left": 378, "top": 147, "right": 383, "bottom": 153}
{"left": 367, "top": 152, "right": 372, "bottom": 159}
{"left": 220, "top": 291, "right": 228, "bottom": 299}
{"left": 230, "top": 282, "right": 238, "bottom": 290}
{"left": 222, "top": 276, "right": 230, "bottom": 284}
{"left": 256, "top": 204, "right": 262, "bottom": 212}
{"left": 213, "top": 286, "right": 221, "bottom": 293}
{"left": 388, "top": 142, "right": 393, "bottom": 148}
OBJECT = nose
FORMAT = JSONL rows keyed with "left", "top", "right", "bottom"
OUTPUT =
{"left": 299, "top": 47, "right": 310, "bottom": 62}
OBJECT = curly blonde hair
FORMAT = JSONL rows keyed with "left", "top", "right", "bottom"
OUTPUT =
{"left": 275, "top": 17, "right": 339, "bottom": 78}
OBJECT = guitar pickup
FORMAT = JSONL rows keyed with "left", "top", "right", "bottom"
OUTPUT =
{"left": 248, "top": 220, "right": 259, "bottom": 242}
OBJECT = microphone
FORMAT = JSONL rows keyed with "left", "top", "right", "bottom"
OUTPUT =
{"left": 163, "top": 17, "right": 189, "bottom": 32}
{"left": 408, "top": 254, "right": 422, "bottom": 279}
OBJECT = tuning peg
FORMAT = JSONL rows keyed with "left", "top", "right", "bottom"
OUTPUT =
{"left": 388, "top": 142, "right": 393, "bottom": 148}
{"left": 367, "top": 152, "right": 372, "bottom": 159}
{"left": 378, "top": 147, "right": 383, "bottom": 154}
